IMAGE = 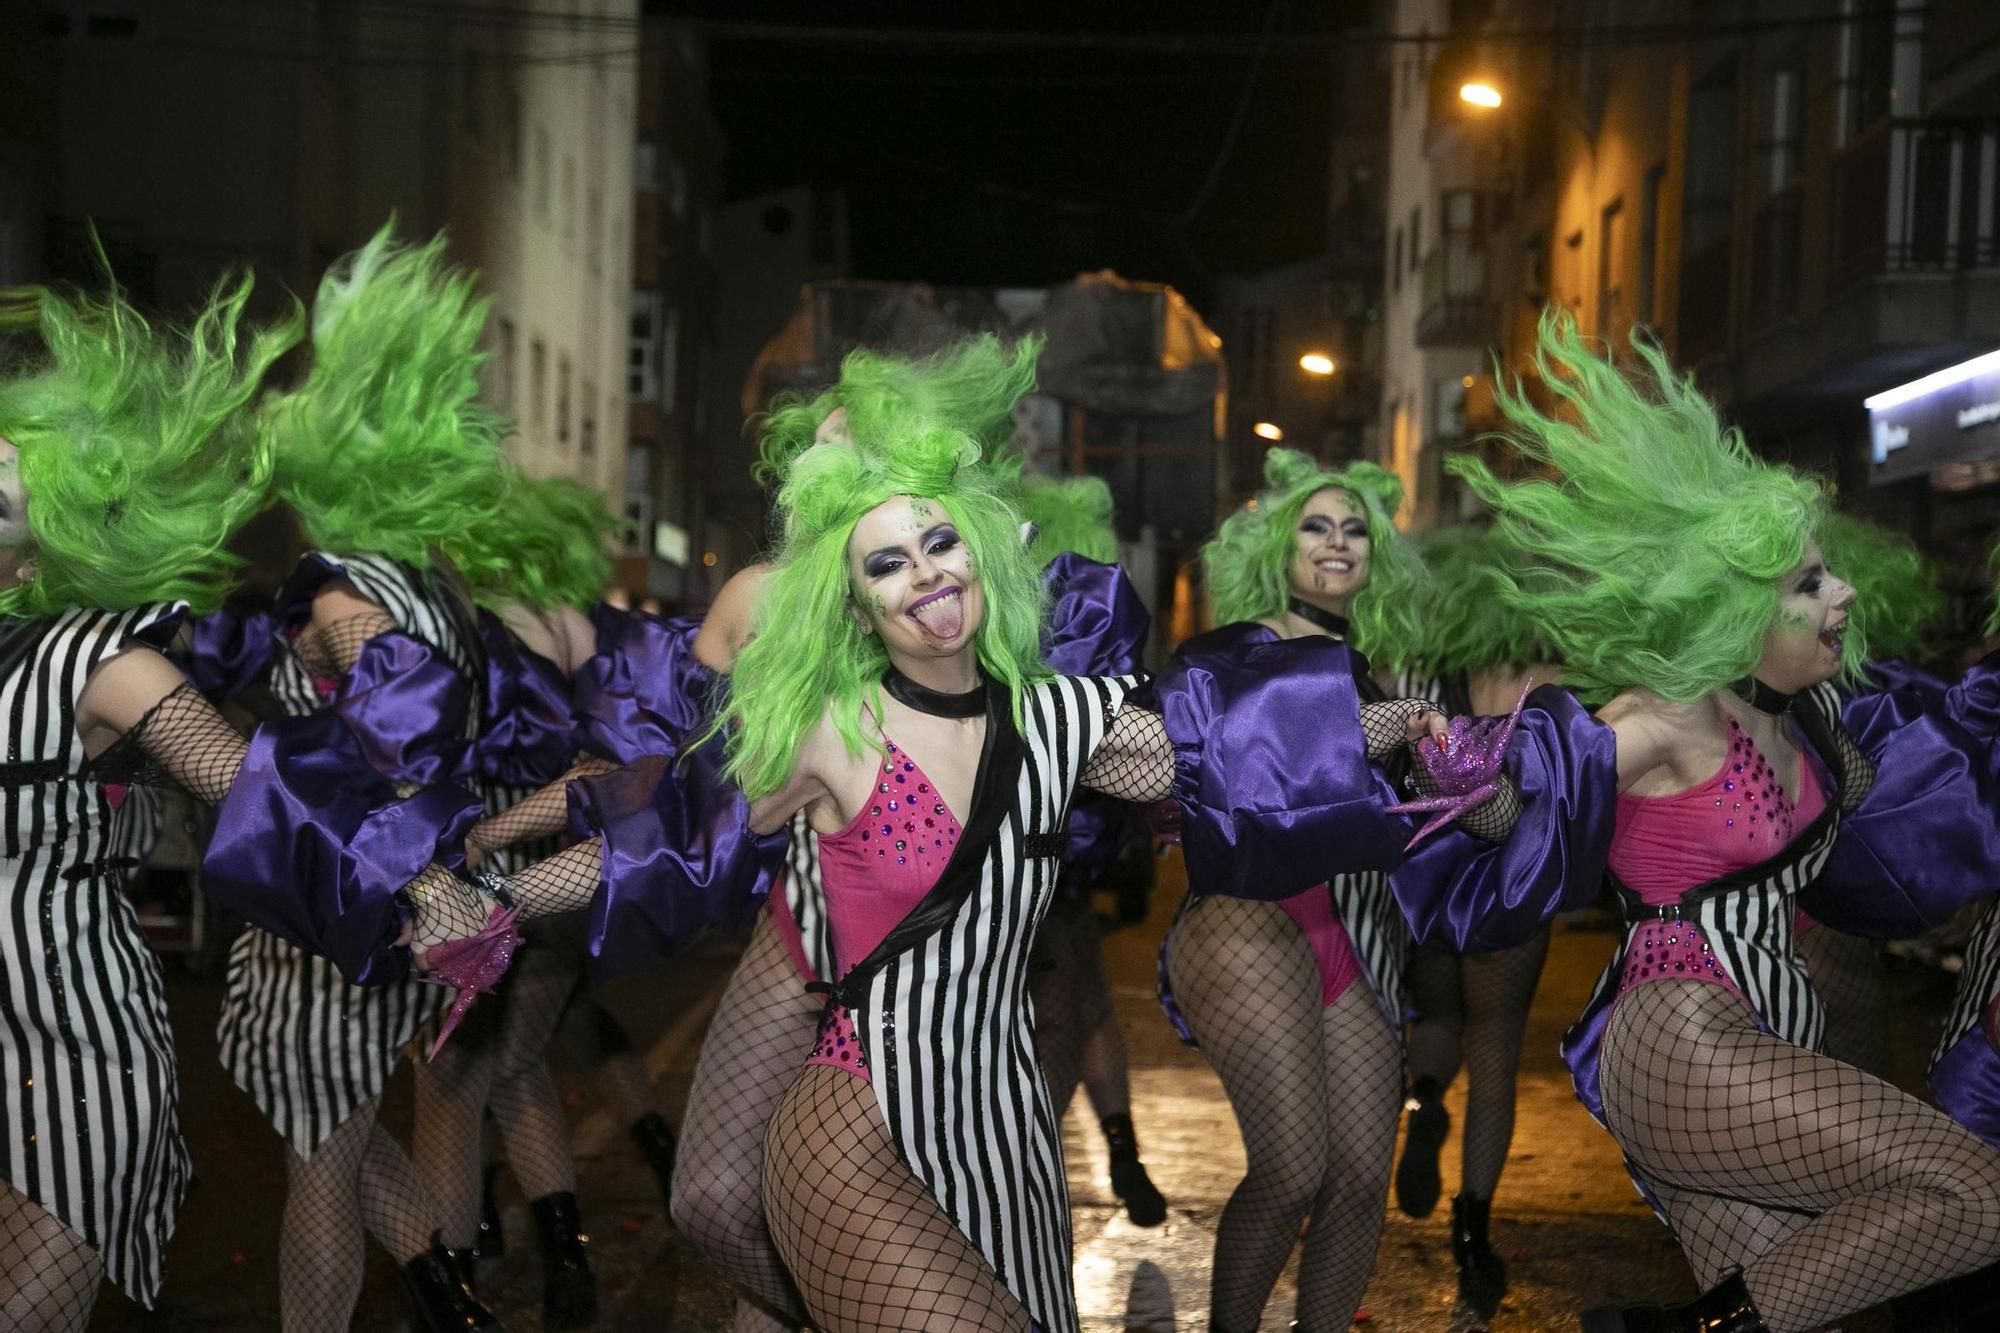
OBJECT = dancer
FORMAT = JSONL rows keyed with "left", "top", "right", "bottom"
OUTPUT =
{"left": 1390, "top": 523, "right": 1561, "bottom": 1317}
{"left": 0, "top": 264, "right": 299, "bottom": 1330}
{"left": 209, "top": 227, "right": 504, "bottom": 1333}
{"left": 1156, "top": 448, "right": 1444, "bottom": 1333}
{"left": 1446, "top": 311, "right": 2000, "bottom": 1333}
{"left": 1014, "top": 471, "right": 1169, "bottom": 1227}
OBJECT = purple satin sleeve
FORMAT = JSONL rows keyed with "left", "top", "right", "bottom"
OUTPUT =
{"left": 474, "top": 612, "right": 577, "bottom": 787}
{"left": 1144, "top": 624, "right": 1406, "bottom": 899}
{"left": 1796, "top": 685, "right": 2000, "bottom": 937}
{"left": 1932, "top": 1030, "right": 2000, "bottom": 1151}
{"left": 1946, "top": 650, "right": 2000, "bottom": 767}
{"left": 1042, "top": 554, "right": 1150, "bottom": 677}
{"left": 573, "top": 613, "right": 717, "bottom": 764}
{"left": 1859, "top": 658, "right": 1951, "bottom": 711}
{"left": 201, "top": 710, "right": 483, "bottom": 984}
{"left": 1392, "top": 688, "right": 1618, "bottom": 952}
{"left": 274, "top": 551, "right": 347, "bottom": 629}
{"left": 564, "top": 733, "right": 788, "bottom": 976}
{"left": 1061, "top": 795, "right": 1128, "bottom": 890}
{"left": 185, "top": 608, "right": 278, "bottom": 698}
{"left": 335, "top": 631, "right": 474, "bottom": 788}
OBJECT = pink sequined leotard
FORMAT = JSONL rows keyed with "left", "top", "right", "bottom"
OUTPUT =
{"left": 804, "top": 739, "right": 965, "bottom": 1083}
{"left": 1608, "top": 714, "right": 1826, "bottom": 1005}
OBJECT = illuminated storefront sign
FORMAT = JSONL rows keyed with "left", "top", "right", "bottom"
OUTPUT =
{"left": 1865, "top": 349, "right": 2000, "bottom": 485}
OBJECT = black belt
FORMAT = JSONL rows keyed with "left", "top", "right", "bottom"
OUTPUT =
{"left": 1624, "top": 902, "right": 1689, "bottom": 923}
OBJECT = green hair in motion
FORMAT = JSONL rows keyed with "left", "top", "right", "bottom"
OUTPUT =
{"left": 717, "top": 357, "right": 1050, "bottom": 800}
{"left": 1397, "top": 525, "right": 1555, "bottom": 678}
{"left": 445, "top": 468, "right": 616, "bottom": 612}
{"left": 265, "top": 224, "right": 508, "bottom": 565}
{"left": 0, "top": 264, "right": 301, "bottom": 617}
{"left": 1448, "top": 308, "right": 1853, "bottom": 703}
{"left": 1019, "top": 472, "right": 1119, "bottom": 566}
{"left": 752, "top": 334, "right": 1040, "bottom": 492}
{"left": 1815, "top": 511, "right": 1940, "bottom": 663}
{"left": 1201, "top": 448, "right": 1428, "bottom": 660}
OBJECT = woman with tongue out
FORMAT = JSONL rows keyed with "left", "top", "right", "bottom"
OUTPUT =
{"left": 1442, "top": 310, "right": 2000, "bottom": 1333}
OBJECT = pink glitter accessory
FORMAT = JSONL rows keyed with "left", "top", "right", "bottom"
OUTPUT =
{"left": 420, "top": 903, "right": 522, "bottom": 1061}
{"left": 1383, "top": 682, "right": 1531, "bottom": 850}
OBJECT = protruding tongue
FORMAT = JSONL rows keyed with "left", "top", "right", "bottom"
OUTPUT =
{"left": 912, "top": 591, "right": 964, "bottom": 640}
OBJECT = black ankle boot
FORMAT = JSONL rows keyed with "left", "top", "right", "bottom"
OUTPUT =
{"left": 472, "top": 1162, "right": 504, "bottom": 1263}
{"left": 630, "top": 1109, "right": 677, "bottom": 1210}
{"left": 1580, "top": 1269, "right": 1765, "bottom": 1332}
{"left": 400, "top": 1231, "right": 501, "bottom": 1331}
{"left": 531, "top": 1191, "right": 599, "bottom": 1329}
{"left": 1395, "top": 1076, "right": 1449, "bottom": 1218}
{"left": 443, "top": 1240, "right": 479, "bottom": 1297}
{"left": 1100, "top": 1112, "right": 1168, "bottom": 1226}
{"left": 1450, "top": 1193, "right": 1507, "bottom": 1317}
{"left": 1894, "top": 1256, "right": 2000, "bottom": 1329}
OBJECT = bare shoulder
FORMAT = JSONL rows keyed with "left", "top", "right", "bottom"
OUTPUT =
{"left": 693, "top": 562, "right": 775, "bottom": 671}
{"left": 498, "top": 602, "right": 561, "bottom": 662}
{"left": 1599, "top": 689, "right": 1713, "bottom": 791}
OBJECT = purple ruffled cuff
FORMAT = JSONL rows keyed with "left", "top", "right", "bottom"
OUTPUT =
{"left": 573, "top": 612, "right": 717, "bottom": 765}
{"left": 1041, "top": 554, "right": 1151, "bottom": 677}
{"left": 1797, "top": 683, "right": 2000, "bottom": 937}
{"left": 1932, "top": 1029, "right": 2000, "bottom": 1151}
{"left": 474, "top": 611, "right": 577, "bottom": 787}
{"left": 185, "top": 607, "right": 278, "bottom": 699}
{"left": 202, "top": 709, "right": 483, "bottom": 984}
{"left": 564, "top": 732, "right": 787, "bottom": 976}
{"left": 1946, "top": 650, "right": 2000, "bottom": 771}
{"left": 1392, "top": 687, "right": 1617, "bottom": 952}
{"left": 1147, "top": 626, "right": 1406, "bottom": 899}
{"left": 335, "top": 631, "right": 475, "bottom": 788}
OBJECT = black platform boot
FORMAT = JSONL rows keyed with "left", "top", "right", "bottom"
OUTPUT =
{"left": 630, "top": 1109, "right": 678, "bottom": 1210}
{"left": 400, "top": 1231, "right": 501, "bottom": 1331}
{"left": 1580, "top": 1268, "right": 1766, "bottom": 1332}
{"left": 1394, "top": 1075, "right": 1449, "bottom": 1218}
{"left": 1100, "top": 1112, "right": 1168, "bottom": 1226}
{"left": 471, "top": 1162, "right": 504, "bottom": 1263}
{"left": 531, "top": 1191, "right": 599, "bottom": 1329}
{"left": 1451, "top": 1193, "right": 1508, "bottom": 1317}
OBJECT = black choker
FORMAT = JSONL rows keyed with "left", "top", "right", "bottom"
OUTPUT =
{"left": 1287, "top": 597, "right": 1350, "bottom": 640}
{"left": 883, "top": 668, "right": 987, "bottom": 719}
{"left": 1729, "top": 675, "right": 1797, "bottom": 717}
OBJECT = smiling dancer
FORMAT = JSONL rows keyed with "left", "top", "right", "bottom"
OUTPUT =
{"left": 1447, "top": 311, "right": 2000, "bottom": 1333}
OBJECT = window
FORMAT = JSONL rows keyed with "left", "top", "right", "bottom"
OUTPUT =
{"left": 1409, "top": 205, "right": 1422, "bottom": 272}
{"left": 1598, "top": 198, "right": 1626, "bottom": 336}
{"left": 1391, "top": 226, "right": 1403, "bottom": 293}
{"left": 1638, "top": 163, "right": 1665, "bottom": 326}
{"left": 629, "top": 292, "right": 660, "bottom": 402}
{"left": 579, "top": 380, "right": 597, "bottom": 457}
{"left": 494, "top": 318, "right": 517, "bottom": 414}
{"left": 562, "top": 156, "right": 578, "bottom": 251}
{"left": 556, "top": 354, "right": 572, "bottom": 445}
{"left": 502, "top": 79, "right": 522, "bottom": 179}
{"left": 1835, "top": 0, "right": 1898, "bottom": 146}
{"left": 461, "top": 49, "right": 482, "bottom": 140}
{"left": 633, "top": 142, "right": 658, "bottom": 191}
{"left": 660, "top": 308, "right": 682, "bottom": 414}
{"left": 1758, "top": 50, "right": 1806, "bottom": 190}
{"left": 534, "top": 129, "right": 552, "bottom": 220}
{"left": 586, "top": 186, "right": 602, "bottom": 274}
{"left": 530, "top": 339, "right": 547, "bottom": 435}
{"left": 1430, "top": 375, "right": 1466, "bottom": 442}
{"left": 1564, "top": 228, "right": 1585, "bottom": 316}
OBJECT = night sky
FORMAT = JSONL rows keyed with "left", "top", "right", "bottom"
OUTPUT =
{"left": 670, "top": 1, "right": 1373, "bottom": 308}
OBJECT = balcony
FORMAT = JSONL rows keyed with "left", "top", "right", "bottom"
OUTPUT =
{"left": 1832, "top": 117, "right": 2000, "bottom": 292}
{"left": 1415, "top": 239, "right": 1498, "bottom": 348}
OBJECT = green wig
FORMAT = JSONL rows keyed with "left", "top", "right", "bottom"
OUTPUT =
{"left": 1814, "top": 511, "right": 1940, "bottom": 663}
{"left": 1448, "top": 309, "right": 1852, "bottom": 703}
{"left": 1397, "top": 524, "right": 1555, "bottom": 678}
{"left": 1201, "top": 448, "right": 1428, "bottom": 660}
{"left": 1019, "top": 472, "right": 1119, "bottom": 567}
{"left": 265, "top": 224, "right": 508, "bottom": 565}
{"left": 0, "top": 267, "right": 301, "bottom": 617}
{"left": 752, "top": 334, "right": 1040, "bottom": 492}
{"left": 718, "top": 392, "right": 1051, "bottom": 800}
{"left": 444, "top": 468, "right": 616, "bottom": 612}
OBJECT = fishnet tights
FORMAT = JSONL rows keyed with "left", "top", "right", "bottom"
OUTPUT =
{"left": 673, "top": 909, "right": 820, "bottom": 1329}
{"left": 1797, "top": 923, "right": 1889, "bottom": 1078}
{"left": 412, "top": 936, "right": 583, "bottom": 1248}
{"left": 1166, "top": 894, "right": 1402, "bottom": 1333}
{"left": 468, "top": 757, "right": 616, "bottom": 864}
{"left": 0, "top": 1180, "right": 102, "bottom": 1333}
{"left": 1031, "top": 891, "right": 1130, "bottom": 1122}
{"left": 1402, "top": 927, "right": 1552, "bottom": 1198}
{"left": 279, "top": 1098, "right": 441, "bottom": 1332}
{"left": 1600, "top": 979, "right": 2000, "bottom": 1331}
{"left": 763, "top": 1063, "right": 1033, "bottom": 1332}
{"left": 293, "top": 610, "right": 398, "bottom": 682}
{"left": 557, "top": 993, "right": 658, "bottom": 1127}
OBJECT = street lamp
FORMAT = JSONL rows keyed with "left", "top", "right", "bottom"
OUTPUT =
{"left": 1459, "top": 81, "right": 1504, "bottom": 109}
{"left": 1253, "top": 421, "right": 1284, "bottom": 441}
{"left": 1299, "top": 352, "right": 1337, "bottom": 376}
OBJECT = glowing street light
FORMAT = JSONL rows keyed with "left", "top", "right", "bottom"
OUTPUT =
{"left": 1253, "top": 421, "right": 1284, "bottom": 441}
{"left": 1299, "top": 352, "right": 1337, "bottom": 376}
{"left": 1459, "top": 81, "right": 1504, "bottom": 110}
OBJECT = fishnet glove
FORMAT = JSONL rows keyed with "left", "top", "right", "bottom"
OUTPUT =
{"left": 1408, "top": 753, "right": 1526, "bottom": 842}
{"left": 468, "top": 755, "right": 616, "bottom": 859}
{"left": 1359, "top": 697, "right": 1442, "bottom": 762}
{"left": 90, "top": 683, "right": 250, "bottom": 804}
{"left": 294, "top": 609, "right": 397, "bottom": 680}
{"left": 410, "top": 839, "right": 605, "bottom": 954}
{"left": 1079, "top": 707, "right": 1174, "bottom": 802}
{"left": 1826, "top": 718, "right": 1876, "bottom": 814}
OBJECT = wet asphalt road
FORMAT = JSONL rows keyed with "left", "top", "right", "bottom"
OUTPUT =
{"left": 93, "top": 849, "right": 1945, "bottom": 1331}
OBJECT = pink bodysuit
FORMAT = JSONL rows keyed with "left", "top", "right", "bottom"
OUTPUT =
{"left": 1275, "top": 885, "right": 1362, "bottom": 1009}
{"left": 1608, "top": 714, "right": 1825, "bottom": 1005}
{"left": 804, "top": 739, "right": 965, "bottom": 1083}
